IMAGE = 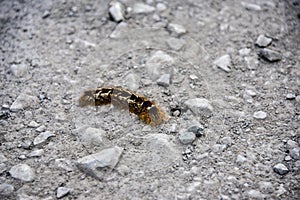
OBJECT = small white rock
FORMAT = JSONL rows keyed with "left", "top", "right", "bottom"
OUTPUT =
{"left": 253, "top": 111, "right": 267, "bottom": 120}
{"left": 213, "top": 54, "right": 231, "bottom": 72}
{"left": 132, "top": 3, "right": 155, "bottom": 14}
{"left": 109, "top": 1, "right": 125, "bottom": 22}
{"left": 10, "top": 63, "right": 28, "bottom": 77}
{"left": 238, "top": 48, "right": 251, "bottom": 56}
{"left": 184, "top": 98, "right": 213, "bottom": 117}
{"left": 157, "top": 74, "right": 171, "bottom": 87}
{"left": 256, "top": 34, "right": 272, "bottom": 47}
{"left": 178, "top": 131, "right": 196, "bottom": 145}
{"left": 167, "top": 23, "right": 187, "bottom": 36}
{"left": 27, "top": 149, "right": 44, "bottom": 157}
{"left": 156, "top": 3, "right": 167, "bottom": 11}
{"left": 56, "top": 187, "right": 71, "bottom": 199}
{"left": 236, "top": 154, "right": 247, "bottom": 164}
{"left": 28, "top": 121, "right": 40, "bottom": 128}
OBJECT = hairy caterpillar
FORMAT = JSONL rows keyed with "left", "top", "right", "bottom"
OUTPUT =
{"left": 78, "top": 87, "right": 167, "bottom": 125}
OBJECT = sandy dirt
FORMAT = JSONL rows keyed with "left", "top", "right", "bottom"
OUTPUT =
{"left": 0, "top": 0, "right": 299, "bottom": 199}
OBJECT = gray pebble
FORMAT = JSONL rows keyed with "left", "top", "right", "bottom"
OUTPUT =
{"left": 290, "top": 147, "right": 300, "bottom": 160}
{"left": 286, "top": 139, "right": 298, "bottom": 149}
{"left": 156, "top": 3, "right": 167, "bottom": 11}
{"left": 245, "top": 89, "right": 257, "bottom": 97}
{"left": 36, "top": 125, "right": 46, "bottom": 132}
{"left": 241, "top": 2, "right": 261, "bottom": 11}
{"left": 256, "top": 34, "right": 272, "bottom": 47}
{"left": 213, "top": 54, "right": 231, "bottom": 72}
{"left": 178, "top": 131, "right": 196, "bottom": 145}
{"left": 236, "top": 154, "right": 247, "bottom": 164}
{"left": 259, "top": 48, "right": 282, "bottom": 62}
{"left": 253, "top": 111, "right": 267, "bottom": 119}
{"left": 286, "top": 93, "right": 296, "bottom": 100}
{"left": 9, "top": 164, "right": 35, "bottom": 182}
{"left": 28, "top": 121, "right": 39, "bottom": 128}
{"left": 0, "top": 183, "right": 14, "bottom": 196}
{"left": 167, "top": 124, "right": 177, "bottom": 133}
{"left": 187, "top": 125, "right": 203, "bottom": 137}
{"left": 166, "top": 38, "right": 185, "bottom": 51}
{"left": 10, "top": 63, "right": 28, "bottom": 77}
{"left": 184, "top": 98, "right": 213, "bottom": 117}
{"left": 157, "top": 74, "right": 171, "bottom": 87}
{"left": 27, "top": 149, "right": 44, "bottom": 157}
{"left": 10, "top": 94, "right": 39, "bottom": 112}
{"left": 285, "top": 155, "right": 292, "bottom": 161}
{"left": 273, "top": 163, "right": 289, "bottom": 175}
{"left": 33, "top": 131, "right": 55, "bottom": 146}
{"left": 22, "top": 139, "right": 32, "bottom": 149}
{"left": 78, "top": 127, "right": 104, "bottom": 147}
{"left": 109, "top": 1, "right": 125, "bottom": 22}
{"left": 167, "top": 23, "right": 187, "bottom": 36}
{"left": 238, "top": 48, "right": 251, "bottom": 56}
{"left": 76, "top": 146, "right": 123, "bottom": 180}
{"left": 132, "top": 3, "right": 155, "bottom": 14}
{"left": 56, "top": 187, "right": 71, "bottom": 199}
{"left": 212, "top": 144, "right": 227, "bottom": 153}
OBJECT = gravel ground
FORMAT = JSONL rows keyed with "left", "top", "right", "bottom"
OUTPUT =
{"left": 0, "top": 0, "right": 299, "bottom": 199}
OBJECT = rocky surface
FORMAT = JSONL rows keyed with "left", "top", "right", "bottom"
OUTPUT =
{"left": 0, "top": 0, "right": 299, "bottom": 199}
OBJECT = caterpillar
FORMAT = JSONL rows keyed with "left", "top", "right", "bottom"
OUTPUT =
{"left": 78, "top": 87, "right": 167, "bottom": 125}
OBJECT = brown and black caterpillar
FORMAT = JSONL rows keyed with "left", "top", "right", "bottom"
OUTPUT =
{"left": 78, "top": 87, "right": 167, "bottom": 125}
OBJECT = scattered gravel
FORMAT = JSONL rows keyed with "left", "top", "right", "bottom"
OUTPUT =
{"left": 178, "top": 131, "right": 196, "bottom": 144}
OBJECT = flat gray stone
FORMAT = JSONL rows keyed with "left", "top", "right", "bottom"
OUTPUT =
{"left": 256, "top": 34, "right": 272, "bottom": 47}
{"left": 167, "top": 23, "right": 187, "bottom": 36}
{"left": 28, "top": 121, "right": 40, "bottom": 128}
{"left": 213, "top": 54, "right": 231, "bottom": 72}
{"left": 184, "top": 98, "right": 213, "bottom": 117}
{"left": 132, "top": 3, "right": 155, "bottom": 14}
{"left": 76, "top": 146, "right": 123, "bottom": 180}
{"left": 9, "top": 164, "right": 35, "bottom": 182}
{"left": 290, "top": 147, "right": 300, "bottom": 160}
{"left": 157, "top": 74, "right": 171, "bottom": 87}
{"left": 10, "top": 94, "right": 39, "bottom": 112}
{"left": 56, "top": 187, "right": 71, "bottom": 199}
{"left": 156, "top": 3, "right": 167, "bottom": 11}
{"left": 178, "top": 131, "right": 196, "bottom": 145}
{"left": 259, "top": 48, "right": 282, "bottom": 62}
{"left": 78, "top": 127, "right": 104, "bottom": 147}
{"left": 0, "top": 183, "right": 14, "bottom": 196}
{"left": 33, "top": 131, "right": 55, "bottom": 146}
{"left": 273, "top": 163, "right": 289, "bottom": 175}
{"left": 27, "top": 149, "right": 44, "bottom": 157}
{"left": 109, "top": 1, "right": 125, "bottom": 22}
{"left": 253, "top": 111, "right": 267, "bottom": 119}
